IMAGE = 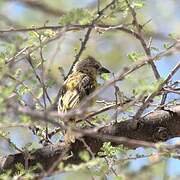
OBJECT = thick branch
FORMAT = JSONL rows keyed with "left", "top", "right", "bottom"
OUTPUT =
{"left": 0, "top": 105, "right": 179, "bottom": 173}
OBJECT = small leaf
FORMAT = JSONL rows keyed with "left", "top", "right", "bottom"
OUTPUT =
{"left": 0, "top": 86, "right": 14, "bottom": 97}
{"left": 0, "top": 54, "right": 6, "bottom": 78}
{"left": 101, "top": 73, "right": 110, "bottom": 81}
{"left": 168, "top": 33, "right": 177, "bottom": 40}
{"left": 14, "top": 68, "right": 22, "bottom": 78}
{"left": 59, "top": 8, "right": 92, "bottom": 25}
{"left": 133, "top": 2, "right": 144, "bottom": 8}
{"left": 26, "top": 31, "right": 39, "bottom": 46}
{"left": 127, "top": 51, "right": 144, "bottom": 61}
{"left": 19, "top": 115, "right": 31, "bottom": 123}
{"left": 79, "top": 150, "right": 90, "bottom": 162}
{"left": 163, "top": 43, "right": 171, "bottom": 49}
{"left": 36, "top": 88, "right": 43, "bottom": 99}
{"left": 43, "top": 29, "right": 56, "bottom": 38}
{"left": 46, "top": 79, "right": 56, "bottom": 88}
{"left": 17, "top": 85, "right": 30, "bottom": 96}
{"left": 98, "top": 142, "right": 125, "bottom": 157}
{"left": 151, "top": 46, "right": 159, "bottom": 52}
{"left": 115, "top": 176, "right": 124, "bottom": 180}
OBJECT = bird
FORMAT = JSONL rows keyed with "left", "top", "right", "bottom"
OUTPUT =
{"left": 58, "top": 56, "right": 110, "bottom": 143}
{"left": 58, "top": 56, "right": 110, "bottom": 114}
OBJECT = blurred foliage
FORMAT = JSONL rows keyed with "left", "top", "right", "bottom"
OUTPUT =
{"left": 98, "top": 142, "right": 126, "bottom": 157}
{"left": 59, "top": 8, "right": 93, "bottom": 25}
{"left": 0, "top": 0, "right": 179, "bottom": 179}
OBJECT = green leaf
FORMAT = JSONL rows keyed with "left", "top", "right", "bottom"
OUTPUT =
{"left": 36, "top": 88, "right": 43, "bottom": 99}
{"left": 151, "top": 46, "right": 159, "bottom": 52}
{"left": 0, "top": 86, "right": 14, "bottom": 98}
{"left": 19, "top": 115, "right": 31, "bottom": 123}
{"left": 133, "top": 2, "right": 144, "bottom": 9}
{"left": 115, "top": 176, "right": 124, "bottom": 180}
{"left": 31, "top": 79, "right": 38, "bottom": 85}
{"left": 0, "top": 130, "right": 8, "bottom": 138}
{"left": 1, "top": 43, "right": 16, "bottom": 58}
{"left": 59, "top": 8, "right": 92, "bottom": 25}
{"left": 26, "top": 31, "right": 39, "bottom": 46}
{"left": 46, "top": 79, "right": 56, "bottom": 88}
{"left": 98, "top": 142, "right": 125, "bottom": 157}
{"left": 168, "top": 33, "right": 177, "bottom": 40}
{"left": 17, "top": 84, "right": 30, "bottom": 96}
{"left": 79, "top": 150, "right": 90, "bottom": 162}
{"left": 101, "top": 73, "right": 110, "bottom": 81}
{"left": 0, "top": 54, "right": 6, "bottom": 78}
{"left": 133, "top": 78, "right": 164, "bottom": 95}
{"left": 127, "top": 51, "right": 144, "bottom": 61}
{"left": 14, "top": 68, "right": 22, "bottom": 78}
{"left": 43, "top": 29, "right": 56, "bottom": 38}
{"left": 15, "top": 163, "right": 25, "bottom": 172}
{"left": 163, "top": 43, "right": 171, "bottom": 49}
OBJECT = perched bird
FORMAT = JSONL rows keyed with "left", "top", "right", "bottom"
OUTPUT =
{"left": 58, "top": 56, "right": 110, "bottom": 115}
{"left": 58, "top": 56, "right": 110, "bottom": 143}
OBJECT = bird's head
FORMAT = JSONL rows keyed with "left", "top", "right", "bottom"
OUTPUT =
{"left": 73, "top": 56, "right": 110, "bottom": 76}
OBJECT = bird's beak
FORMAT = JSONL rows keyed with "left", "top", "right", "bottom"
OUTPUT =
{"left": 99, "top": 67, "right": 111, "bottom": 74}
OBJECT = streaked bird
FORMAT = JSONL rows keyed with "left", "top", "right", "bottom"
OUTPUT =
{"left": 58, "top": 56, "right": 110, "bottom": 115}
{"left": 58, "top": 56, "right": 110, "bottom": 143}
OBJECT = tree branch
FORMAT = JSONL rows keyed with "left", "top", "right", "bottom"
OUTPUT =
{"left": 0, "top": 105, "right": 179, "bottom": 173}
{"left": 65, "top": 0, "right": 116, "bottom": 79}
{"left": 125, "top": 0, "right": 160, "bottom": 80}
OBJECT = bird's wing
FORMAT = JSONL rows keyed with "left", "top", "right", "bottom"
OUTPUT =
{"left": 58, "top": 72, "right": 96, "bottom": 112}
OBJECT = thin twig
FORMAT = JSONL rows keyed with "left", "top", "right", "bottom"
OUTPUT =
{"left": 6, "top": 30, "right": 64, "bottom": 65}
{"left": 113, "top": 73, "right": 119, "bottom": 123}
{"left": 38, "top": 33, "right": 49, "bottom": 141}
{"left": 79, "top": 138, "right": 95, "bottom": 158}
{"left": 160, "top": 92, "right": 168, "bottom": 106}
{"left": 125, "top": 0, "right": 160, "bottom": 80}
{"left": 76, "top": 41, "right": 179, "bottom": 114}
{"left": 6, "top": 103, "right": 159, "bottom": 149}
{"left": 53, "top": 0, "right": 117, "bottom": 110}
{"left": 65, "top": 0, "right": 116, "bottom": 79}
{"left": 6, "top": 73, "right": 43, "bottom": 108}
{"left": 134, "top": 62, "right": 180, "bottom": 119}
{"left": 0, "top": 132, "right": 23, "bottom": 153}
{"left": 26, "top": 54, "right": 52, "bottom": 104}
{"left": 65, "top": 27, "right": 92, "bottom": 79}
{"left": 51, "top": 41, "right": 179, "bottom": 120}
{"left": 163, "top": 88, "right": 180, "bottom": 95}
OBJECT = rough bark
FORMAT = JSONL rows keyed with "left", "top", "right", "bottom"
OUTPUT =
{"left": 0, "top": 105, "right": 180, "bottom": 173}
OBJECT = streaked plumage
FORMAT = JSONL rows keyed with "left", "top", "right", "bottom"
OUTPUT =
{"left": 58, "top": 56, "right": 110, "bottom": 119}
{"left": 58, "top": 71, "right": 97, "bottom": 113}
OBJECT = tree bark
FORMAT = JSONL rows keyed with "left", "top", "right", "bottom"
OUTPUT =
{"left": 0, "top": 105, "right": 180, "bottom": 173}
